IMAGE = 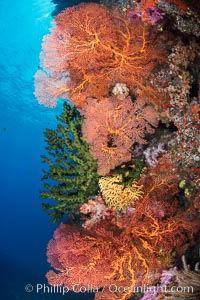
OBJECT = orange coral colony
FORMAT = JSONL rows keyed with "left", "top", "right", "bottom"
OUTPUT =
{"left": 35, "top": 3, "right": 170, "bottom": 111}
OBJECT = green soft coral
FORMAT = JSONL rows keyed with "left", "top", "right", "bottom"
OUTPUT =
{"left": 40, "top": 102, "right": 99, "bottom": 223}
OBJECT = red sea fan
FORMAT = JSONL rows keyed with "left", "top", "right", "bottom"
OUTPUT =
{"left": 46, "top": 223, "right": 115, "bottom": 288}
{"left": 46, "top": 222, "right": 169, "bottom": 300}
{"left": 81, "top": 95, "right": 159, "bottom": 175}
{"left": 34, "top": 2, "right": 170, "bottom": 110}
{"left": 117, "top": 156, "right": 199, "bottom": 255}
{"left": 46, "top": 159, "right": 198, "bottom": 299}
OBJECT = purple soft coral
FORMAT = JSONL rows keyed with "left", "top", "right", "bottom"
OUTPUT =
{"left": 128, "top": 10, "right": 142, "bottom": 20}
{"left": 146, "top": 6, "right": 165, "bottom": 25}
{"left": 140, "top": 268, "right": 175, "bottom": 300}
{"left": 144, "top": 142, "right": 166, "bottom": 167}
{"left": 140, "top": 287, "right": 158, "bottom": 300}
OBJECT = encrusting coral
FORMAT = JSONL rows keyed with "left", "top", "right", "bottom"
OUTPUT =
{"left": 165, "top": 40, "right": 200, "bottom": 210}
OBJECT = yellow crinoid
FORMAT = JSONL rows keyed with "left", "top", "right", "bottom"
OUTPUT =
{"left": 99, "top": 175, "right": 143, "bottom": 211}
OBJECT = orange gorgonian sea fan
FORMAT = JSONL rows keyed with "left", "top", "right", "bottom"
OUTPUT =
{"left": 46, "top": 191, "right": 199, "bottom": 300}
{"left": 117, "top": 155, "right": 200, "bottom": 255}
{"left": 81, "top": 95, "right": 159, "bottom": 175}
{"left": 46, "top": 221, "right": 173, "bottom": 300}
{"left": 34, "top": 2, "right": 171, "bottom": 110}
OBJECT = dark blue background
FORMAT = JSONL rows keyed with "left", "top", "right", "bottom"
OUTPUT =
{"left": 0, "top": 1, "right": 94, "bottom": 299}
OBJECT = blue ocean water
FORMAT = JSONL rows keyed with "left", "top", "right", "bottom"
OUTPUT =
{"left": 0, "top": 1, "right": 93, "bottom": 299}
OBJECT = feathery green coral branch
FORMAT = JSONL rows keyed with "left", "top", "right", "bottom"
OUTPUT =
{"left": 40, "top": 102, "right": 99, "bottom": 223}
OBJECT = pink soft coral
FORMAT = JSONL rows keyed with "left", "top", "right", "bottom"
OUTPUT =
{"left": 80, "top": 196, "right": 115, "bottom": 229}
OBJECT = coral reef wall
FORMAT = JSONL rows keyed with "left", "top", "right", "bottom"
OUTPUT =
{"left": 35, "top": 1, "right": 200, "bottom": 299}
